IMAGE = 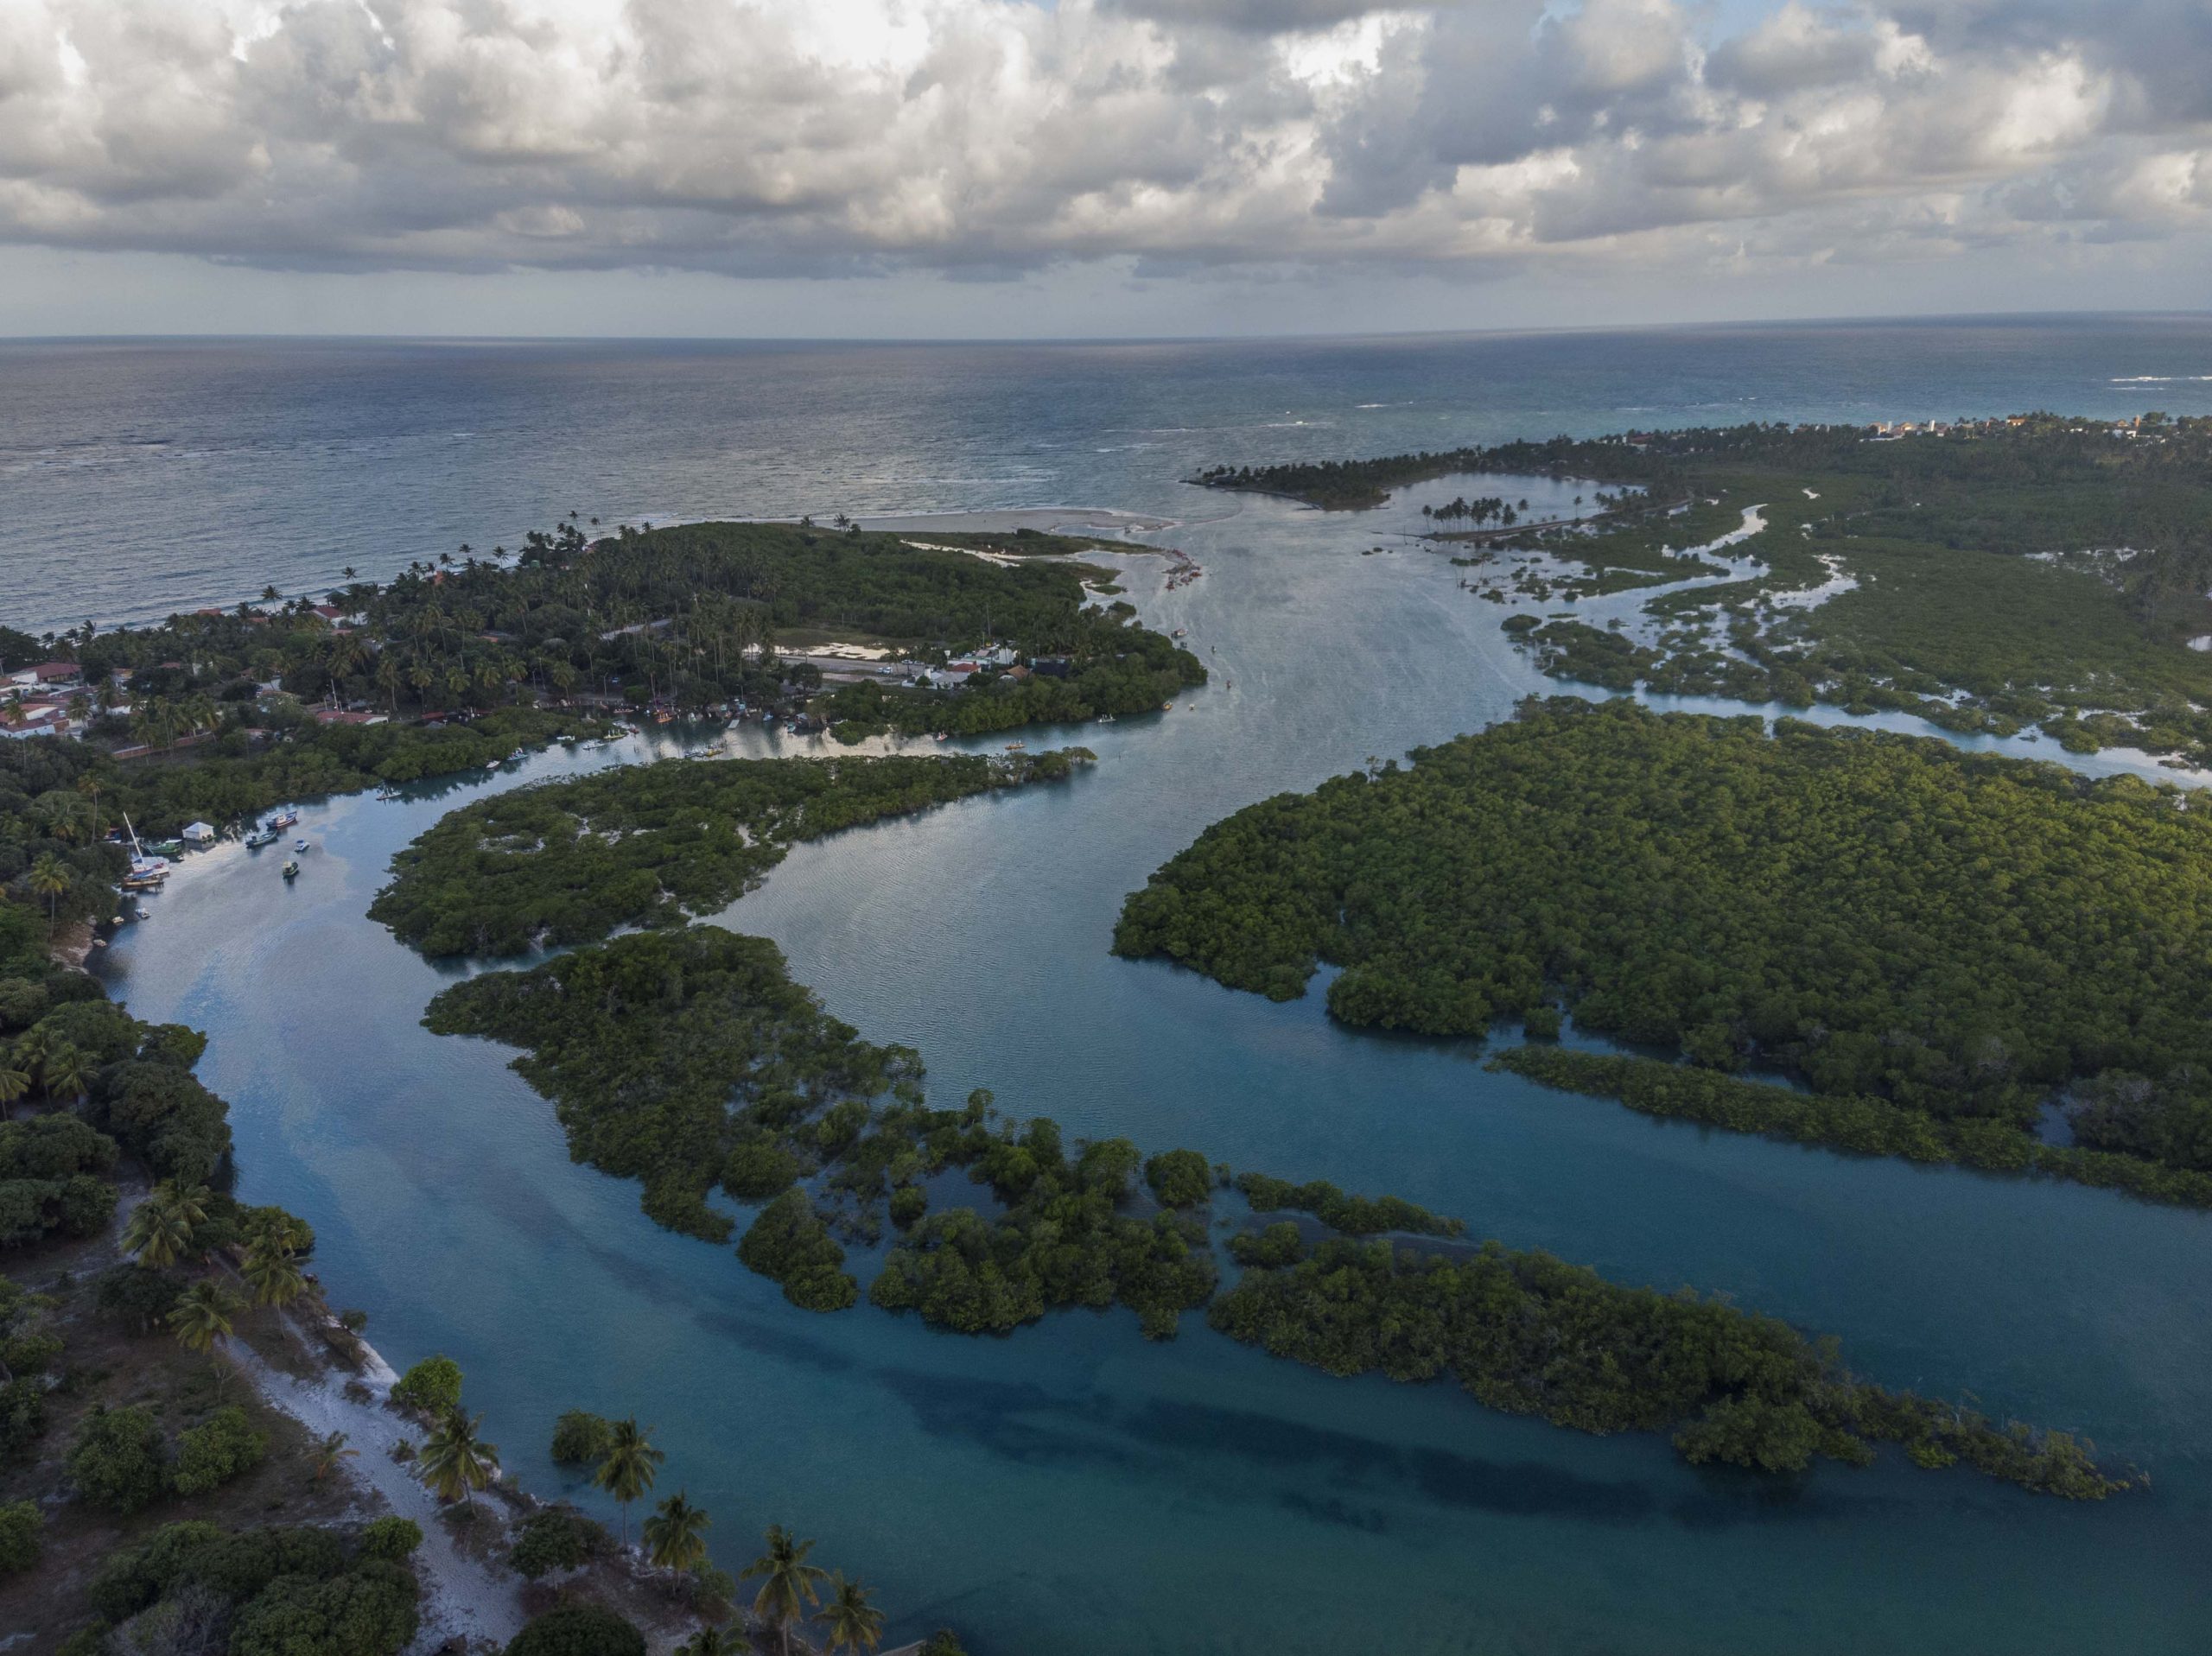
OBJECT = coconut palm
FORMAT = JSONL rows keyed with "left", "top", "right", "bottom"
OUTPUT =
{"left": 168, "top": 1278, "right": 244, "bottom": 1390}
{"left": 643, "top": 1489, "right": 711, "bottom": 1575}
{"left": 742, "top": 1526, "right": 827, "bottom": 1656}
{"left": 678, "top": 1628, "right": 734, "bottom": 1656}
{"left": 820, "top": 1574, "right": 885, "bottom": 1654}
{"left": 242, "top": 1243, "right": 307, "bottom": 1307}
{"left": 308, "top": 1431, "right": 358, "bottom": 1484}
{"left": 27, "top": 853, "right": 70, "bottom": 940}
{"left": 418, "top": 1408, "right": 500, "bottom": 1507}
{"left": 593, "top": 1416, "right": 664, "bottom": 1546}
{"left": 0, "top": 1063, "right": 29, "bottom": 1120}
{"left": 38, "top": 1041, "right": 90, "bottom": 1103}
{"left": 124, "top": 1180, "right": 210, "bottom": 1268}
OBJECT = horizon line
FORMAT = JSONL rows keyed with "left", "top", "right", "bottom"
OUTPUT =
{"left": 5, "top": 307, "right": 2210, "bottom": 350}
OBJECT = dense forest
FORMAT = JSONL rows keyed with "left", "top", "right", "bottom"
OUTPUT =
{"left": 0, "top": 515, "right": 1198, "bottom": 837}
{"left": 1212, "top": 1233, "right": 2126, "bottom": 1496}
{"left": 1115, "top": 696, "right": 2212, "bottom": 1189}
{"left": 414, "top": 922, "right": 2133, "bottom": 1496}
{"left": 371, "top": 748, "right": 1093, "bottom": 957}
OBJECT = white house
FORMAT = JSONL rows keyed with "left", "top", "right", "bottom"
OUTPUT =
{"left": 181, "top": 822, "right": 217, "bottom": 846}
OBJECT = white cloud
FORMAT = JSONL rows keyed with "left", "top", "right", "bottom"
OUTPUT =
{"left": 0, "top": 0, "right": 2203, "bottom": 296}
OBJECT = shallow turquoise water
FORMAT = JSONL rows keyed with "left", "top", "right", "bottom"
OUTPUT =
{"left": 93, "top": 463, "right": 2212, "bottom": 1654}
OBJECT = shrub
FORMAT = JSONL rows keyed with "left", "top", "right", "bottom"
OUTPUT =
{"left": 390, "top": 1355, "right": 463, "bottom": 1416}
{"left": 67, "top": 1403, "right": 170, "bottom": 1513}
{"left": 549, "top": 1410, "right": 613, "bottom": 1468}
{"left": 721, "top": 1139, "right": 800, "bottom": 1201}
{"left": 187, "top": 1526, "right": 345, "bottom": 1601}
{"left": 0, "top": 1499, "right": 40, "bottom": 1574}
{"left": 96, "top": 1263, "right": 184, "bottom": 1331}
{"left": 507, "top": 1506, "right": 607, "bottom": 1580}
{"left": 359, "top": 1517, "right": 423, "bottom": 1561}
{"left": 505, "top": 1602, "right": 645, "bottom": 1656}
{"left": 888, "top": 1185, "right": 928, "bottom": 1229}
{"left": 229, "top": 1559, "right": 419, "bottom": 1656}
{"left": 1143, "top": 1149, "right": 1212, "bottom": 1209}
{"left": 0, "top": 1376, "right": 42, "bottom": 1462}
{"left": 171, "top": 1405, "right": 269, "bottom": 1495}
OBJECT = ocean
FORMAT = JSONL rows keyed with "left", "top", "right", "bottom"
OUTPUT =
{"left": 16, "top": 317, "right": 2212, "bottom": 1654}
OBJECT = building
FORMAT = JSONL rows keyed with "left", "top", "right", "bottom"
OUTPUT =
{"left": 314, "top": 708, "right": 390, "bottom": 726}
{"left": 181, "top": 822, "right": 217, "bottom": 846}
{"left": 6, "top": 662, "right": 80, "bottom": 697}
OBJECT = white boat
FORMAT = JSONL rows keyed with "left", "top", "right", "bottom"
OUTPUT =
{"left": 266, "top": 806, "right": 300, "bottom": 830}
{"left": 292, "top": 839, "right": 309, "bottom": 853}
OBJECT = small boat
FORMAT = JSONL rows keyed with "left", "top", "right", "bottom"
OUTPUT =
{"left": 266, "top": 806, "right": 300, "bottom": 830}
{"left": 1005, "top": 741, "right": 1026, "bottom": 751}
{"left": 508, "top": 747, "right": 529, "bottom": 762}
{"left": 244, "top": 826, "right": 279, "bottom": 848}
{"left": 1173, "top": 628, "right": 1188, "bottom": 638}
{"left": 1161, "top": 701, "right": 1174, "bottom": 712}
{"left": 148, "top": 839, "right": 185, "bottom": 859}
{"left": 932, "top": 732, "right": 950, "bottom": 741}
{"left": 1096, "top": 714, "right": 1115, "bottom": 724}
{"left": 293, "top": 839, "right": 309, "bottom": 853}
{"left": 281, "top": 860, "right": 301, "bottom": 881}
{"left": 136, "top": 907, "right": 150, "bottom": 920}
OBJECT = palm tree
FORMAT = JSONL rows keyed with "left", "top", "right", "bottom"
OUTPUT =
{"left": 418, "top": 1408, "right": 500, "bottom": 1507}
{"left": 820, "top": 1574, "right": 885, "bottom": 1654}
{"left": 242, "top": 1243, "right": 307, "bottom": 1307}
{"left": 593, "top": 1416, "right": 664, "bottom": 1546}
{"left": 678, "top": 1629, "right": 734, "bottom": 1656}
{"left": 168, "top": 1279, "right": 244, "bottom": 1391}
{"left": 643, "top": 1490, "right": 711, "bottom": 1575}
{"left": 743, "top": 1526, "right": 827, "bottom": 1656}
{"left": 38, "top": 1041, "right": 90, "bottom": 1103}
{"left": 124, "top": 1180, "right": 210, "bottom": 1268}
{"left": 309, "top": 1431, "right": 358, "bottom": 1484}
{"left": 0, "top": 1063, "right": 29, "bottom": 1121}
{"left": 74, "top": 773, "right": 104, "bottom": 840}
{"left": 27, "top": 853, "right": 69, "bottom": 941}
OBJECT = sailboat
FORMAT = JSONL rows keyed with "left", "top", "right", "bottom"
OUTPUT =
{"left": 119, "top": 813, "right": 169, "bottom": 889}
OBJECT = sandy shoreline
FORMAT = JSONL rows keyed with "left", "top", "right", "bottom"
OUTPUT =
{"left": 226, "top": 1323, "right": 531, "bottom": 1652}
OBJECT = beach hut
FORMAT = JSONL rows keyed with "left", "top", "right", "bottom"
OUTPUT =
{"left": 181, "top": 821, "right": 216, "bottom": 846}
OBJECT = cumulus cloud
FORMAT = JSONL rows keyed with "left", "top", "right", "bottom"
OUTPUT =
{"left": 0, "top": 0, "right": 2204, "bottom": 287}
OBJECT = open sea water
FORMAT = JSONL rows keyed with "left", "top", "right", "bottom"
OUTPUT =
{"left": 10, "top": 318, "right": 2212, "bottom": 1653}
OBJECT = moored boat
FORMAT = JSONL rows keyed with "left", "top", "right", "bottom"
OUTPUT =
{"left": 281, "top": 859, "right": 301, "bottom": 881}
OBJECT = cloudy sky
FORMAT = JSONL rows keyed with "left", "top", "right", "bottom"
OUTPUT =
{"left": 1, "top": 0, "right": 2206, "bottom": 335}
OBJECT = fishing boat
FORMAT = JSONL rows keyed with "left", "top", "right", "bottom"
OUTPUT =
{"left": 292, "top": 839, "right": 309, "bottom": 853}
{"left": 266, "top": 805, "right": 299, "bottom": 830}
{"left": 148, "top": 839, "right": 185, "bottom": 859}
{"left": 1005, "top": 741, "right": 1026, "bottom": 751}
{"left": 244, "top": 824, "right": 279, "bottom": 848}
{"left": 281, "top": 860, "right": 301, "bottom": 881}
